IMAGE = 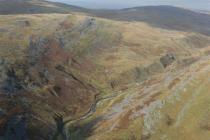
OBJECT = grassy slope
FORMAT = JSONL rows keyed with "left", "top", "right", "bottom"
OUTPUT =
{"left": 1, "top": 1, "right": 210, "bottom": 37}
{"left": 87, "top": 48, "right": 210, "bottom": 140}
{"left": 1, "top": 13, "right": 210, "bottom": 139}
{"left": 64, "top": 18, "right": 210, "bottom": 89}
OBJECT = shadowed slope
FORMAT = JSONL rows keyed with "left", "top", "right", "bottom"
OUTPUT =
{"left": 91, "top": 6, "right": 210, "bottom": 36}
{"left": 0, "top": 0, "right": 86, "bottom": 14}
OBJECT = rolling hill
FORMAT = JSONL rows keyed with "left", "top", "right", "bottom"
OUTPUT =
{"left": 0, "top": 0, "right": 86, "bottom": 14}
{"left": 91, "top": 6, "right": 210, "bottom": 36}
{"left": 1, "top": 0, "right": 210, "bottom": 36}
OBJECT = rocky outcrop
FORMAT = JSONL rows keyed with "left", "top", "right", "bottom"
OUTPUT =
{"left": 0, "top": 58, "right": 24, "bottom": 94}
{"left": 0, "top": 58, "right": 7, "bottom": 84}
{"left": 28, "top": 37, "right": 50, "bottom": 66}
{"left": 80, "top": 17, "right": 96, "bottom": 31}
{"left": 4, "top": 115, "right": 27, "bottom": 140}
{"left": 0, "top": 36, "right": 98, "bottom": 140}
{"left": 160, "top": 53, "right": 176, "bottom": 68}
{"left": 2, "top": 67, "right": 23, "bottom": 94}
{"left": 112, "top": 54, "right": 176, "bottom": 88}
{"left": 1, "top": 60, "right": 33, "bottom": 94}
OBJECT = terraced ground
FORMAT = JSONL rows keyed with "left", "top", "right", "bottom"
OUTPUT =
{"left": 0, "top": 11, "right": 210, "bottom": 140}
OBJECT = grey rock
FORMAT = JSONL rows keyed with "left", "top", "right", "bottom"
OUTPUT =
{"left": 0, "top": 58, "right": 5, "bottom": 65}
{"left": 28, "top": 37, "right": 49, "bottom": 65}
{"left": 2, "top": 67, "right": 23, "bottom": 94}
{"left": 160, "top": 53, "right": 176, "bottom": 68}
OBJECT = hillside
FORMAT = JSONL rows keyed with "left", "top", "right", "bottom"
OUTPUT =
{"left": 0, "top": 12, "right": 210, "bottom": 139}
{"left": 91, "top": 6, "right": 210, "bottom": 36}
{"left": 1, "top": 1, "right": 210, "bottom": 36}
{"left": 0, "top": 0, "right": 86, "bottom": 14}
{"left": 0, "top": 1, "right": 210, "bottom": 140}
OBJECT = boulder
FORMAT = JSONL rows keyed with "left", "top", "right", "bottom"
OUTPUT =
{"left": 2, "top": 67, "right": 23, "bottom": 94}
{"left": 160, "top": 53, "right": 176, "bottom": 68}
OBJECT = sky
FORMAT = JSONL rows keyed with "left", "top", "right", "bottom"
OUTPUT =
{"left": 48, "top": 0, "right": 210, "bottom": 10}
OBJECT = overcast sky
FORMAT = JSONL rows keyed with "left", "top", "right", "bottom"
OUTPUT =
{"left": 48, "top": 0, "right": 210, "bottom": 10}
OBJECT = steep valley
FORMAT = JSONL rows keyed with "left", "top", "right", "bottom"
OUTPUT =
{"left": 0, "top": 2, "right": 210, "bottom": 140}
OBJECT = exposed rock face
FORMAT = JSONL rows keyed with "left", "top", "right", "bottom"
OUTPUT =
{"left": 1, "top": 59, "right": 32, "bottom": 94}
{"left": 0, "top": 36, "right": 98, "bottom": 140}
{"left": 112, "top": 53, "right": 177, "bottom": 88}
{"left": 109, "top": 54, "right": 176, "bottom": 89}
{"left": 27, "top": 37, "right": 98, "bottom": 116}
{"left": 2, "top": 67, "right": 23, "bottom": 94}
{"left": 4, "top": 115, "right": 27, "bottom": 140}
{"left": 0, "top": 58, "right": 7, "bottom": 84}
{"left": 28, "top": 37, "right": 50, "bottom": 66}
{"left": 80, "top": 17, "right": 96, "bottom": 30}
{"left": 110, "top": 53, "right": 176, "bottom": 89}
{"left": 160, "top": 53, "right": 176, "bottom": 68}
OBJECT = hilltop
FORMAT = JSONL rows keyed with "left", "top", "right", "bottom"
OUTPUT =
{"left": 1, "top": 1, "right": 210, "bottom": 36}
{"left": 91, "top": 5, "right": 210, "bottom": 36}
{"left": 0, "top": 0, "right": 87, "bottom": 14}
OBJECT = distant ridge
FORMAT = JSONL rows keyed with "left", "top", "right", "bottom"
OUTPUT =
{"left": 0, "top": 1, "right": 210, "bottom": 36}
{"left": 91, "top": 5, "right": 210, "bottom": 36}
{"left": 0, "top": 0, "right": 87, "bottom": 14}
